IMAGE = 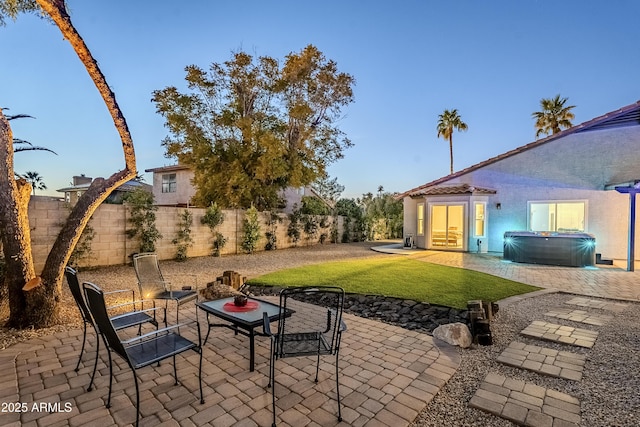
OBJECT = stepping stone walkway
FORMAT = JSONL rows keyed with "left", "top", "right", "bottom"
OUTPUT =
{"left": 520, "top": 320, "right": 598, "bottom": 348}
{"left": 497, "top": 341, "right": 586, "bottom": 381}
{"left": 564, "top": 297, "right": 628, "bottom": 313}
{"left": 469, "top": 296, "right": 631, "bottom": 426}
{"left": 469, "top": 372, "right": 581, "bottom": 427}
{"left": 545, "top": 307, "right": 613, "bottom": 326}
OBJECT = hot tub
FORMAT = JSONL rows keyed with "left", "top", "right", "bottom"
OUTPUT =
{"left": 503, "top": 231, "right": 596, "bottom": 267}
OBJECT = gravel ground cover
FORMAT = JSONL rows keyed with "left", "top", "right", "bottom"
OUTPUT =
{"left": 410, "top": 292, "right": 640, "bottom": 427}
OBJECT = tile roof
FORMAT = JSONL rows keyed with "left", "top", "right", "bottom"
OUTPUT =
{"left": 398, "top": 100, "right": 640, "bottom": 199}
{"left": 408, "top": 183, "right": 496, "bottom": 197}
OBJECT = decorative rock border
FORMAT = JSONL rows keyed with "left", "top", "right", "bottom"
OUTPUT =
{"left": 246, "top": 286, "right": 469, "bottom": 333}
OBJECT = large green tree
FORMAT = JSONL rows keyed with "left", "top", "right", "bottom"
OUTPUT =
{"left": 152, "top": 45, "right": 355, "bottom": 210}
{"left": 532, "top": 94, "right": 576, "bottom": 138}
{"left": 436, "top": 108, "right": 468, "bottom": 175}
{"left": 1, "top": 0, "right": 137, "bottom": 328}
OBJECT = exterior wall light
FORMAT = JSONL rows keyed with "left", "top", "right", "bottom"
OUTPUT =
{"left": 496, "top": 203, "right": 501, "bottom": 210}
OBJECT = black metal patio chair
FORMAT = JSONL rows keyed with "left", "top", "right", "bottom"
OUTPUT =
{"left": 65, "top": 266, "right": 161, "bottom": 390}
{"left": 263, "top": 286, "right": 346, "bottom": 427}
{"left": 132, "top": 252, "right": 198, "bottom": 323}
{"left": 83, "top": 281, "right": 204, "bottom": 427}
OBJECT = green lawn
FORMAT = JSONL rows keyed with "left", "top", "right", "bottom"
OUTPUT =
{"left": 247, "top": 257, "right": 540, "bottom": 309}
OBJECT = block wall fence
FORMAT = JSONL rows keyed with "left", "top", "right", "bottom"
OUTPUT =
{"left": 27, "top": 199, "right": 344, "bottom": 271}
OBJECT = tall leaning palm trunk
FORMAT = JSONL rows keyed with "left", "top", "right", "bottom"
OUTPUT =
{"left": 0, "top": 0, "right": 137, "bottom": 328}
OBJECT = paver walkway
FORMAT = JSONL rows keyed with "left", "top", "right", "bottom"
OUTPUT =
{"left": 469, "top": 372, "right": 581, "bottom": 427}
{"left": 544, "top": 307, "right": 613, "bottom": 326}
{"left": 520, "top": 321, "right": 599, "bottom": 348}
{"left": 496, "top": 341, "right": 586, "bottom": 381}
{"left": 564, "top": 297, "right": 629, "bottom": 312}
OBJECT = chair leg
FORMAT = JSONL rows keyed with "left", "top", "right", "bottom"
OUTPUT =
{"left": 106, "top": 345, "right": 114, "bottom": 408}
{"left": 133, "top": 370, "right": 140, "bottom": 427}
{"left": 164, "top": 300, "right": 169, "bottom": 324}
{"left": 198, "top": 348, "right": 204, "bottom": 404}
{"left": 335, "top": 351, "right": 342, "bottom": 422}
{"left": 270, "top": 341, "right": 277, "bottom": 427}
{"left": 173, "top": 355, "right": 178, "bottom": 386}
{"left": 88, "top": 329, "right": 100, "bottom": 392}
{"left": 75, "top": 321, "right": 88, "bottom": 372}
{"left": 314, "top": 352, "right": 321, "bottom": 383}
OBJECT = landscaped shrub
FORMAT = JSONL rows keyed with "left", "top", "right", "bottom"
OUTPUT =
{"left": 241, "top": 205, "right": 261, "bottom": 254}
{"left": 265, "top": 211, "right": 282, "bottom": 251}
{"left": 303, "top": 215, "right": 319, "bottom": 244}
{"left": 201, "top": 203, "right": 226, "bottom": 256}
{"left": 172, "top": 209, "right": 194, "bottom": 261}
{"left": 124, "top": 188, "right": 162, "bottom": 253}
{"left": 287, "top": 205, "right": 302, "bottom": 247}
{"left": 68, "top": 219, "right": 96, "bottom": 268}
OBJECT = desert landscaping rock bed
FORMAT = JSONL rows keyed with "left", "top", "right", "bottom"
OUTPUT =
{"left": 248, "top": 285, "right": 468, "bottom": 333}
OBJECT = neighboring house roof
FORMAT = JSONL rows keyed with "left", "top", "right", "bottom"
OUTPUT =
{"left": 144, "top": 164, "right": 190, "bottom": 173}
{"left": 408, "top": 184, "right": 496, "bottom": 198}
{"left": 398, "top": 100, "right": 640, "bottom": 199}
{"left": 57, "top": 179, "right": 151, "bottom": 193}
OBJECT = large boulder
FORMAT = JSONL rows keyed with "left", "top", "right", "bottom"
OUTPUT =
{"left": 432, "top": 322, "right": 473, "bottom": 348}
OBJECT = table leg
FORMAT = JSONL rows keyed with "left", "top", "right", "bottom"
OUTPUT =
{"left": 249, "top": 329, "right": 255, "bottom": 372}
{"left": 203, "top": 313, "right": 212, "bottom": 346}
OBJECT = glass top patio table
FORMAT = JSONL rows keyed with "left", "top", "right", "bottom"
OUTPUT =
{"left": 196, "top": 296, "right": 292, "bottom": 371}
{"left": 197, "top": 297, "right": 282, "bottom": 327}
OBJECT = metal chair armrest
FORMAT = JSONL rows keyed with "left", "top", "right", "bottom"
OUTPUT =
{"left": 110, "top": 306, "right": 164, "bottom": 322}
{"left": 122, "top": 320, "right": 199, "bottom": 345}
{"left": 107, "top": 299, "right": 156, "bottom": 311}
{"left": 104, "top": 289, "right": 135, "bottom": 302}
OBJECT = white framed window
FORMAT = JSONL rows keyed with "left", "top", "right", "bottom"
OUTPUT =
{"left": 528, "top": 200, "right": 586, "bottom": 232}
{"left": 474, "top": 202, "right": 486, "bottom": 237}
{"left": 162, "top": 173, "right": 177, "bottom": 193}
{"left": 417, "top": 203, "right": 425, "bottom": 236}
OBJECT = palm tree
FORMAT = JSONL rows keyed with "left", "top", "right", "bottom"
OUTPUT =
{"left": 437, "top": 109, "right": 468, "bottom": 175}
{"left": 23, "top": 171, "right": 47, "bottom": 194}
{"left": 532, "top": 94, "right": 576, "bottom": 138}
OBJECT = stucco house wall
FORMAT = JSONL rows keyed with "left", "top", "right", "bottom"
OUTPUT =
{"left": 401, "top": 103, "right": 640, "bottom": 261}
{"left": 147, "top": 166, "right": 196, "bottom": 206}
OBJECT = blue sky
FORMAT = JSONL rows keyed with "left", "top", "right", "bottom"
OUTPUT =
{"left": 2, "top": 0, "right": 640, "bottom": 199}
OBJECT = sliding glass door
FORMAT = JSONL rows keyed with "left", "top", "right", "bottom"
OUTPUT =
{"left": 430, "top": 204, "right": 465, "bottom": 249}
